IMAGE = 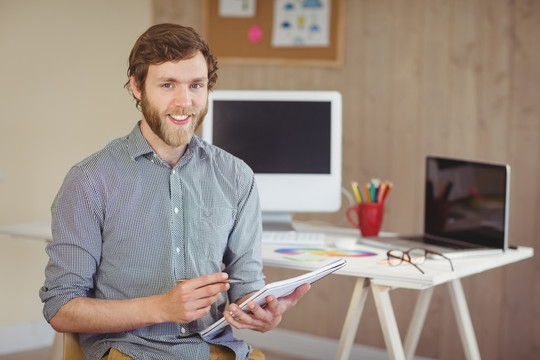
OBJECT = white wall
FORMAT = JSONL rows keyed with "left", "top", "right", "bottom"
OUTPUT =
{"left": 0, "top": 0, "right": 151, "bottom": 347}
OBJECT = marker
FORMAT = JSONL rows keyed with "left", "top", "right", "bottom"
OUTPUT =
{"left": 370, "top": 179, "right": 381, "bottom": 203}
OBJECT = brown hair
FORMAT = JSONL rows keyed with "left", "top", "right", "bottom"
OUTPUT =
{"left": 125, "top": 23, "right": 219, "bottom": 109}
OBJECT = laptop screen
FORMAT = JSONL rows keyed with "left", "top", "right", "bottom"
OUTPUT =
{"left": 424, "top": 156, "right": 510, "bottom": 249}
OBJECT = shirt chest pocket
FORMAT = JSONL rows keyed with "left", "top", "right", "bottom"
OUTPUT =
{"left": 193, "top": 206, "right": 235, "bottom": 259}
{"left": 200, "top": 207, "right": 234, "bottom": 230}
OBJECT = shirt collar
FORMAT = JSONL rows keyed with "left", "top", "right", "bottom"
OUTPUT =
{"left": 126, "top": 121, "right": 209, "bottom": 162}
{"left": 126, "top": 121, "right": 154, "bottom": 160}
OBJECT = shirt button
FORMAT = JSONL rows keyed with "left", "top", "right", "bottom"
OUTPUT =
{"left": 172, "top": 170, "right": 176, "bottom": 174}
{"left": 181, "top": 327, "right": 186, "bottom": 334}
{"left": 176, "top": 247, "right": 180, "bottom": 254}
{"left": 174, "top": 207, "right": 179, "bottom": 214}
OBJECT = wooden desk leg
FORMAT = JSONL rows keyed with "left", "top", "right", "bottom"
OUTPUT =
{"left": 334, "top": 277, "right": 369, "bottom": 360}
{"left": 447, "top": 279, "right": 481, "bottom": 360}
{"left": 371, "top": 283, "right": 406, "bottom": 360}
{"left": 403, "top": 287, "right": 434, "bottom": 360}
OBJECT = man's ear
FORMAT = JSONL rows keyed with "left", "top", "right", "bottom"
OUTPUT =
{"left": 129, "top": 76, "right": 142, "bottom": 100}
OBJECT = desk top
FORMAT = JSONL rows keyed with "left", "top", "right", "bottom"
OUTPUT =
{"left": 262, "top": 242, "right": 533, "bottom": 290}
{"left": 1, "top": 220, "right": 533, "bottom": 290}
{"left": 262, "top": 221, "right": 534, "bottom": 290}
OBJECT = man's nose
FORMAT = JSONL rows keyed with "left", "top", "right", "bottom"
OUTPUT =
{"left": 174, "top": 87, "right": 191, "bottom": 107}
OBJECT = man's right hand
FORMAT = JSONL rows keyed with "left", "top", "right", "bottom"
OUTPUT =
{"left": 158, "top": 273, "right": 231, "bottom": 324}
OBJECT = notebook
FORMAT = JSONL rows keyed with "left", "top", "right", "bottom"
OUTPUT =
{"left": 359, "top": 156, "right": 510, "bottom": 259}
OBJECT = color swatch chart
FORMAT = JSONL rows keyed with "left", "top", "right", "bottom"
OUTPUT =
{"left": 275, "top": 248, "right": 376, "bottom": 262}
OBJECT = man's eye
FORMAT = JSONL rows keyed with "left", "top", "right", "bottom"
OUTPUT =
{"left": 191, "top": 84, "right": 203, "bottom": 89}
{"left": 162, "top": 83, "right": 173, "bottom": 88}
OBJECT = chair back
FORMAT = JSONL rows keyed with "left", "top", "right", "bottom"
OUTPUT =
{"left": 63, "top": 333, "right": 85, "bottom": 360}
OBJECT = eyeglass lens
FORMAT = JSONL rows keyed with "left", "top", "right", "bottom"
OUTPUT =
{"left": 386, "top": 248, "right": 454, "bottom": 274}
{"left": 387, "top": 248, "right": 427, "bottom": 266}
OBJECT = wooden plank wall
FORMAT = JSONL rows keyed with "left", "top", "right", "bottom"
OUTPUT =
{"left": 154, "top": 0, "right": 539, "bottom": 358}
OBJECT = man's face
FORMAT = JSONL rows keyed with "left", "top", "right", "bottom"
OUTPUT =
{"left": 136, "top": 52, "right": 209, "bottom": 148}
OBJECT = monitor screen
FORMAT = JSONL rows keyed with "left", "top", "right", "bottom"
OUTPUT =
{"left": 202, "top": 90, "right": 342, "bottom": 228}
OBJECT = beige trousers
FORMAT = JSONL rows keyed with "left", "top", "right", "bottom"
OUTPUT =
{"left": 100, "top": 345, "right": 265, "bottom": 360}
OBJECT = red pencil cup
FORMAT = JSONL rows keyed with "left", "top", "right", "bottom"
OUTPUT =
{"left": 346, "top": 202, "right": 384, "bottom": 237}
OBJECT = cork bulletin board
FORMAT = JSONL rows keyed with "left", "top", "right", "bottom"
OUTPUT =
{"left": 203, "top": 0, "right": 345, "bottom": 67}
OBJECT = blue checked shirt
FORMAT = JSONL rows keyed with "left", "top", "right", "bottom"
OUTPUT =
{"left": 40, "top": 122, "right": 265, "bottom": 360}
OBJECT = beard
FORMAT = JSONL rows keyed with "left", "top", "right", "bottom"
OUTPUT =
{"left": 140, "top": 91, "right": 208, "bottom": 147}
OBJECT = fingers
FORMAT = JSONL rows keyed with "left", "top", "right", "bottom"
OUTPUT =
{"left": 165, "top": 273, "right": 232, "bottom": 323}
{"left": 174, "top": 273, "right": 231, "bottom": 304}
{"left": 176, "top": 272, "right": 230, "bottom": 290}
{"left": 175, "top": 279, "right": 229, "bottom": 309}
{"left": 224, "top": 283, "right": 312, "bottom": 333}
{"left": 225, "top": 303, "right": 265, "bottom": 330}
{"left": 225, "top": 300, "right": 281, "bottom": 333}
{"left": 265, "top": 283, "right": 311, "bottom": 312}
{"left": 292, "top": 283, "right": 311, "bottom": 299}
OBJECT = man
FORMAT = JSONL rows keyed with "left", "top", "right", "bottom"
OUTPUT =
{"left": 40, "top": 23, "right": 310, "bottom": 360}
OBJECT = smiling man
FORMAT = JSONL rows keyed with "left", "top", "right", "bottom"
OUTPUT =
{"left": 40, "top": 23, "right": 309, "bottom": 360}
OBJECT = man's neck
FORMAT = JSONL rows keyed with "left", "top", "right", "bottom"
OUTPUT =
{"left": 139, "top": 120, "right": 187, "bottom": 168}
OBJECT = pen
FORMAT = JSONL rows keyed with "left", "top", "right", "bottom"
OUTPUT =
{"left": 176, "top": 278, "right": 244, "bottom": 284}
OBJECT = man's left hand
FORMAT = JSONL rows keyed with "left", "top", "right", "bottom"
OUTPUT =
{"left": 223, "top": 283, "right": 311, "bottom": 333}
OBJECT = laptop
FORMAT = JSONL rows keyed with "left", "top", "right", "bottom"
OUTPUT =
{"left": 359, "top": 156, "right": 510, "bottom": 259}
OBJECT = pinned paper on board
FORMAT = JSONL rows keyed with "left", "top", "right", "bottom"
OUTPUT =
{"left": 219, "top": 0, "right": 257, "bottom": 18}
{"left": 272, "top": 0, "right": 331, "bottom": 47}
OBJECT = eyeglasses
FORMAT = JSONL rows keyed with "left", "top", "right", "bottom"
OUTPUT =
{"left": 386, "top": 248, "right": 455, "bottom": 274}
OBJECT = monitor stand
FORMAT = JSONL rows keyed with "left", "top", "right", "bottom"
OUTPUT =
{"left": 262, "top": 212, "right": 295, "bottom": 232}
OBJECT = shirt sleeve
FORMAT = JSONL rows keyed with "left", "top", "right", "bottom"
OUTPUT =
{"left": 39, "top": 164, "right": 104, "bottom": 322}
{"left": 223, "top": 161, "right": 266, "bottom": 304}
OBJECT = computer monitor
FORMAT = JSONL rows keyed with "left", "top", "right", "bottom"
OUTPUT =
{"left": 202, "top": 90, "right": 342, "bottom": 230}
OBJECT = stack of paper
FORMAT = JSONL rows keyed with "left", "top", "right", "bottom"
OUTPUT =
{"left": 201, "top": 258, "right": 347, "bottom": 337}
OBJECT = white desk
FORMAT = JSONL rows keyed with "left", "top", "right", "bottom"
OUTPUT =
{"left": 0, "top": 220, "right": 52, "bottom": 241}
{"left": 261, "top": 224, "right": 534, "bottom": 360}
{"left": 2, "top": 221, "right": 534, "bottom": 360}
{"left": 0, "top": 221, "right": 59, "bottom": 360}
